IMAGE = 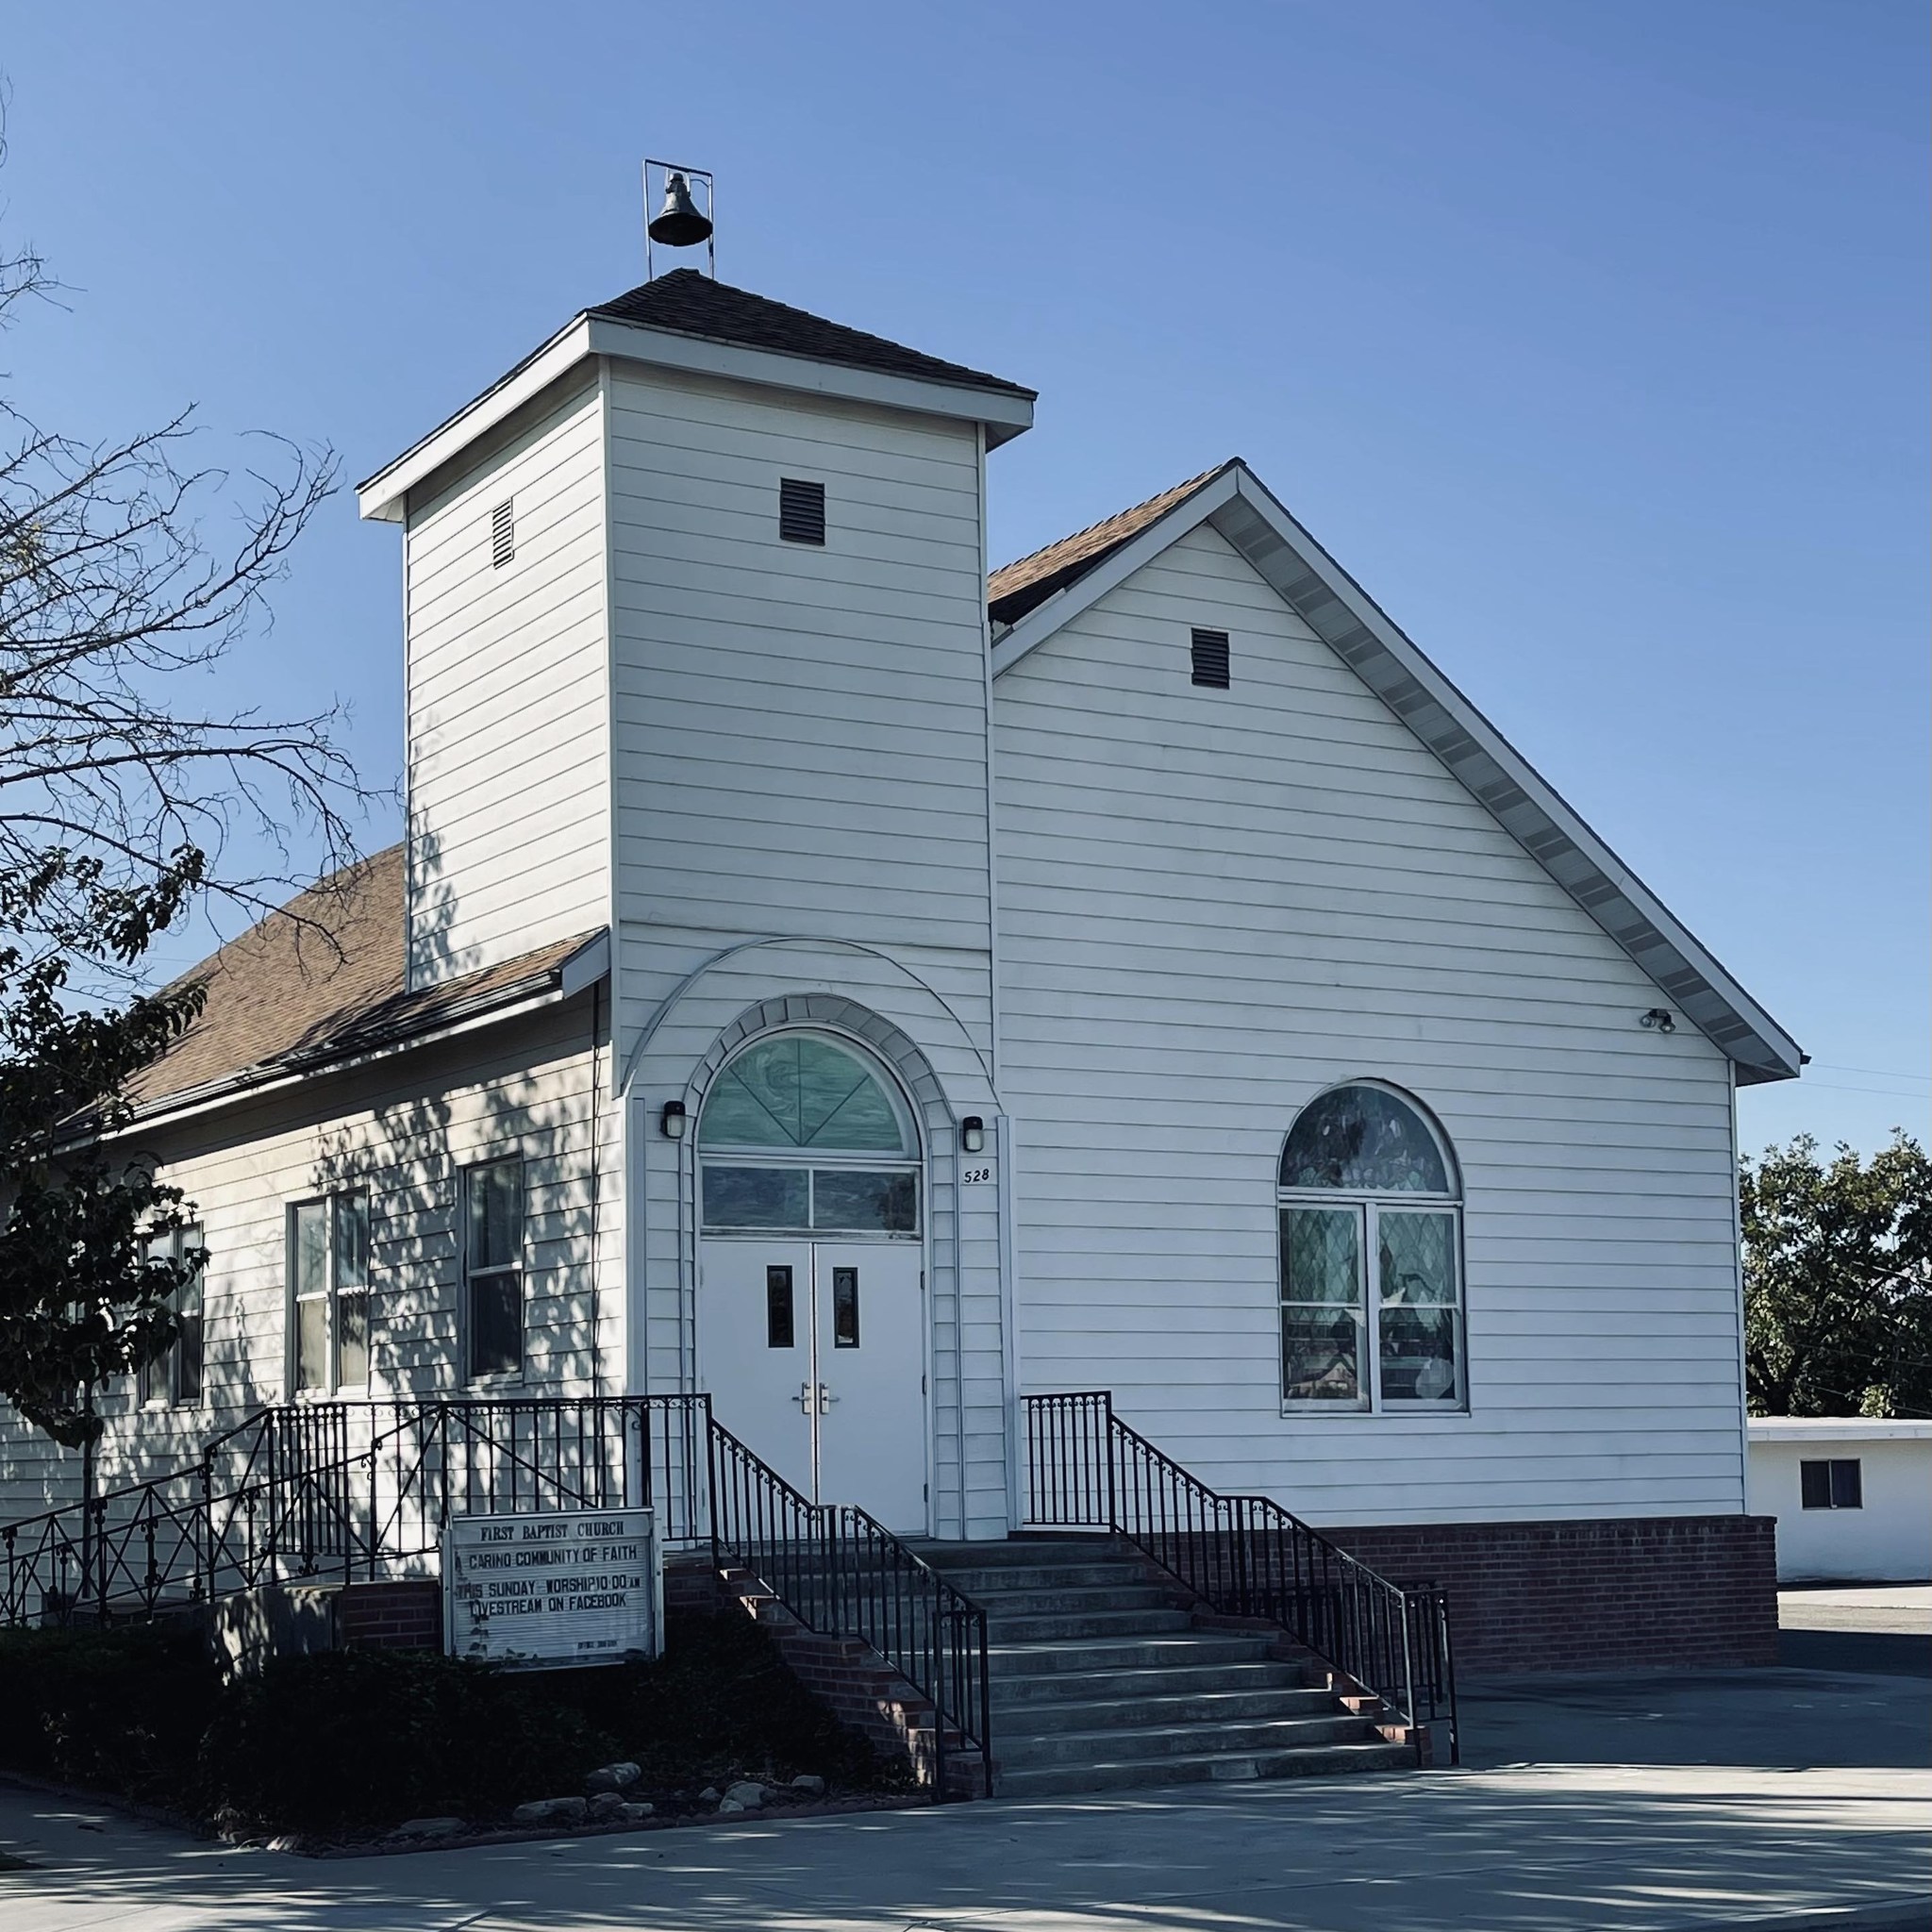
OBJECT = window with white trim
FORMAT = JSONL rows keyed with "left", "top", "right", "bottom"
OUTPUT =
{"left": 139, "top": 1224, "right": 207, "bottom": 1407}
{"left": 1278, "top": 1084, "right": 1465, "bottom": 1411}
{"left": 464, "top": 1158, "right": 525, "bottom": 1380}
{"left": 290, "top": 1193, "right": 370, "bottom": 1394}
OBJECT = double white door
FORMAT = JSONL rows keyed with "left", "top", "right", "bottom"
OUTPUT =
{"left": 699, "top": 1241, "right": 927, "bottom": 1532}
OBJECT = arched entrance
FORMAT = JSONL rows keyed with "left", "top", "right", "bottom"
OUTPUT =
{"left": 694, "top": 1029, "right": 929, "bottom": 1530}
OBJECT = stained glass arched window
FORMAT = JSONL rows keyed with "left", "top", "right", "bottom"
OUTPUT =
{"left": 1278, "top": 1084, "right": 1463, "bottom": 1412}
{"left": 699, "top": 1035, "right": 915, "bottom": 1155}
{"left": 1279, "top": 1085, "right": 1453, "bottom": 1195}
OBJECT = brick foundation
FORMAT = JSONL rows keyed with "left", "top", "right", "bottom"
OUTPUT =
{"left": 336, "top": 1579, "right": 442, "bottom": 1653}
{"left": 1322, "top": 1513, "right": 1778, "bottom": 1674}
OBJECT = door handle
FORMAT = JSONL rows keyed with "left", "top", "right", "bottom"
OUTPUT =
{"left": 793, "top": 1382, "right": 814, "bottom": 1411}
{"left": 818, "top": 1383, "right": 838, "bottom": 1414}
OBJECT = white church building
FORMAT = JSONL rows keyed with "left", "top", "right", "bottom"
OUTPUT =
{"left": 1, "top": 264, "right": 1802, "bottom": 1694}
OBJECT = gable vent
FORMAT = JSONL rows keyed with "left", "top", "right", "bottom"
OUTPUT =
{"left": 490, "top": 498, "right": 515, "bottom": 569}
{"left": 779, "top": 476, "right": 826, "bottom": 545}
{"left": 1191, "top": 627, "right": 1231, "bottom": 689}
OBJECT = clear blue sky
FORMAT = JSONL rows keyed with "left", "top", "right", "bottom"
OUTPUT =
{"left": 4, "top": 1, "right": 1924, "bottom": 1155}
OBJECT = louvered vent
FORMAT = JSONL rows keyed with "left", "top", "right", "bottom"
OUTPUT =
{"left": 491, "top": 499, "right": 515, "bottom": 569}
{"left": 778, "top": 477, "right": 826, "bottom": 545}
{"left": 1191, "top": 627, "right": 1231, "bottom": 689}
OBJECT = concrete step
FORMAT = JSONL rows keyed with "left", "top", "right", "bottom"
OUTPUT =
{"left": 932, "top": 1562, "right": 1158, "bottom": 1594}
{"left": 914, "top": 1539, "right": 1118, "bottom": 1568}
{"left": 992, "top": 1684, "right": 1339, "bottom": 1730}
{"left": 984, "top": 1606, "right": 1197, "bottom": 1643}
{"left": 990, "top": 1658, "right": 1307, "bottom": 1707}
{"left": 995, "top": 1739, "right": 1416, "bottom": 1798}
{"left": 986, "top": 1632, "right": 1280, "bottom": 1675}
{"left": 995, "top": 1712, "right": 1376, "bottom": 1770}
{"left": 953, "top": 1583, "right": 1179, "bottom": 1617}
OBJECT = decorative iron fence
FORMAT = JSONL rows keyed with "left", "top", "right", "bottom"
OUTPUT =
{"left": 1022, "top": 1390, "right": 1458, "bottom": 1765}
{"left": 1, "top": 1393, "right": 991, "bottom": 1799}
{"left": 708, "top": 1420, "right": 991, "bottom": 1799}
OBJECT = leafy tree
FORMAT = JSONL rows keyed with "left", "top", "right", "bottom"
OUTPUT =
{"left": 0, "top": 140, "right": 364, "bottom": 1445}
{"left": 1741, "top": 1132, "right": 1932, "bottom": 1419}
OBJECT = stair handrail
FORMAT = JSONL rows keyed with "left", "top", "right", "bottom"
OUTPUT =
{"left": 1022, "top": 1390, "right": 1457, "bottom": 1766}
{"left": 707, "top": 1412, "right": 991, "bottom": 1801}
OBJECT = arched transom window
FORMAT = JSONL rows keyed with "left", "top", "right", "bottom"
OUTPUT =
{"left": 1278, "top": 1084, "right": 1464, "bottom": 1412}
{"left": 699, "top": 1033, "right": 920, "bottom": 1236}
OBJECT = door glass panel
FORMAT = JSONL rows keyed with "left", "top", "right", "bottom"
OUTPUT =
{"left": 831, "top": 1266, "right": 859, "bottom": 1347}
{"left": 812, "top": 1169, "right": 917, "bottom": 1234}
{"left": 765, "top": 1266, "right": 795, "bottom": 1348}
{"left": 704, "top": 1165, "right": 809, "bottom": 1228}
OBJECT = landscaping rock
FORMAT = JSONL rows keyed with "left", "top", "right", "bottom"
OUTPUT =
{"left": 698, "top": 1786, "right": 722, "bottom": 1803}
{"left": 789, "top": 1774, "right": 826, "bottom": 1796}
{"left": 265, "top": 1834, "right": 305, "bottom": 1855}
{"left": 717, "top": 1798, "right": 745, "bottom": 1815}
{"left": 396, "top": 1816, "right": 463, "bottom": 1838}
{"left": 512, "top": 1796, "right": 589, "bottom": 1826}
{"left": 584, "top": 1760, "right": 641, "bottom": 1794}
{"left": 619, "top": 1802, "right": 654, "bottom": 1822}
{"left": 587, "top": 1791, "right": 626, "bottom": 1821}
{"left": 723, "top": 1780, "right": 766, "bottom": 1808}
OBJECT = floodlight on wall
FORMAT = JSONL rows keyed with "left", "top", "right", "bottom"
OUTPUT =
{"left": 1640, "top": 1008, "right": 1676, "bottom": 1034}
{"left": 642, "top": 159, "right": 715, "bottom": 281}
{"left": 660, "top": 1099, "right": 689, "bottom": 1140}
{"left": 960, "top": 1116, "right": 986, "bottom": 1154}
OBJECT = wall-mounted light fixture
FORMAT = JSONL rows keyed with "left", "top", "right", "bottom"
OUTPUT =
{"left": 660, "top": 1099, "right": 689, "bottom": 1140}
{"left": 960, "top": 1116, "right": 986, "bottom": 1155}
{"left": 1640, "top": 1008, "right": 1675, "bottom": 1035}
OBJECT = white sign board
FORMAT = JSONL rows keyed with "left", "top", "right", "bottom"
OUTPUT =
{"left": 443, "top": 1508, "right": 661, "bottom": 1670}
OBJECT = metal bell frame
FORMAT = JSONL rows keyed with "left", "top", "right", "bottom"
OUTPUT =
{"left": 643, "top": 158, "right": 716, "bottom": 281}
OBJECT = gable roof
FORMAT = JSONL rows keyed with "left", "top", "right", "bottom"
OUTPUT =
{"left": 589, "top": 271, "right": 1035, "bottom": 400}
{"left": 989, "top": 460, "right": 1803, "bottom": 1086}
{"left": 120, "top": 845, "right": 604, "bottom": 1122}
{"left": 990, "top": 462, "right": 1236, "bottom": 626}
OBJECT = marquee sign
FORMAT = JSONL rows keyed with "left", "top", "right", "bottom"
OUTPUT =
{"left": 443, "top": 1507, "right": 661, "bottom": 1670}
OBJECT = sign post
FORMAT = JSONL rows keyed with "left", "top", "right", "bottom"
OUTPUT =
{"left": 443, "top": 1508, "right": 661, "bottom": 1669}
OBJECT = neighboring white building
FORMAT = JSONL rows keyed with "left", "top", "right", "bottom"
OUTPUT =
{"left": 1749, "top": 1419, "right": 1932, "bottom": 1582}
{"left": 0, "top": 266, "right": 1807, "bottom": 1670}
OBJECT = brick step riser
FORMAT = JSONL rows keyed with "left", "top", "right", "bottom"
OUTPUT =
{"left": 986, "top": 1635, "right": 1280, "bottom": 1674}
{"left": 994, "top": 1740, "right": 1415, "bottom": 1797}
{"left": 995, "top": 1715, "right": 1377, "bottom": 1769}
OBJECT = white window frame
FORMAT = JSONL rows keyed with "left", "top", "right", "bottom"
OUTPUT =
{"left": 461, "top": 1156, "right": 525, "bottom": 1386}
{"left": 1277, "top": 1084, "right": 1467, "bottom": 1417}
{"left": 287, "top": 1191, "right": 372, "bottom": 1398}
{"left": 138, "top": 1224, "right": 207, "bottom": 1411}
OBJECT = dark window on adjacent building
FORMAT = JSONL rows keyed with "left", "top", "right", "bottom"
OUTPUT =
{"left": 1799, "top": 1457, "right": 1862, "bottom": 1509}
{"left": 464, "top": 1158, "right": 524, "bottom": 1380}
{"left": 779, "top": 477, "right": 826, "bottom": 545}
{"left": 139, "top": 1224, "right": 207, "bottom": 1407}
{"left": 1191, "top": 627, "right": 1231, "bottom": 689}
{"left": 491, "top": 498, "right": 515, "bottom": 568}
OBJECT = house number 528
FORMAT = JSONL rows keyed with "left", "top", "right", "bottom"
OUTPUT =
{"left": 961, "top": 1166, "right": 994, "bottom": 1186}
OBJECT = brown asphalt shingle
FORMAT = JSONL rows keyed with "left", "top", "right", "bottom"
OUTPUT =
{"left": 988, "top": 462, "right": 1235, "bottom": 627}
{"left": 125, "top": 844, "right": 596, "bottom": 1113}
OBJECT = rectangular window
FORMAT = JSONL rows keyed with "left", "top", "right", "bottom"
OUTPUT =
{"left": 288, "top": 1193, "right": 371, "bottom": 1395}
{"left": 1281, "top": 1203, "right": 1463, "bottom": 1411}
{"left": 766, "top": 1266, "right": 796, "bottom": 1349}
{"left": 491, "top": 497, "right": 514, "bottom": 568}
{"left": 1800, "top": 1458, "right": 1862, "bottom": 1509}
{"left": 831, "top": 1266, "right": 860, "bottom": 1348}
{"left": 138, "top": 1224, "right": 206, "bottom": 1407}
{"left": 1191, "top": 627, "right": 1231, "bottom": 689}
{"left": 465, "top": 1158, "right": 524, "bottom": 1381}
{"left": 779, "top": 476, "right": 826, "bottom": 545}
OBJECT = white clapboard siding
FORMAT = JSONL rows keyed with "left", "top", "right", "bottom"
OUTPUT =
{"left": 0, "top": 1003, "right": 613, "bottom": 1524}
{"left": 602, "top": 361, "right": 1007, "bottom": 1536}
{"left": 403, "top": 377, "right": 609, "bottom": 988}
{"left": 993, "top": 521, "right": 1746, "bottom": 1526}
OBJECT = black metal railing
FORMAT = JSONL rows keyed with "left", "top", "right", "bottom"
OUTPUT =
{"left": 708, "top": 1419, "right": 991, "bottom": 1799}
{"left": 1, "top": 1395, "right": 710, "bottom": 1628}
{"left": 1023, "top": 1391, "right": 1457, "bottom": 1765}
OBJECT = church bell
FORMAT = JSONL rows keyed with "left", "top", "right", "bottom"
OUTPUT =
{"left": 648, "top": 172, "right": 713, "bottom": 248}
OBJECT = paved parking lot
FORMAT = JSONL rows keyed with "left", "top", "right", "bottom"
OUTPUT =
{"left": 1, "top": 1590, "right": 1925, "bottom": 1931}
